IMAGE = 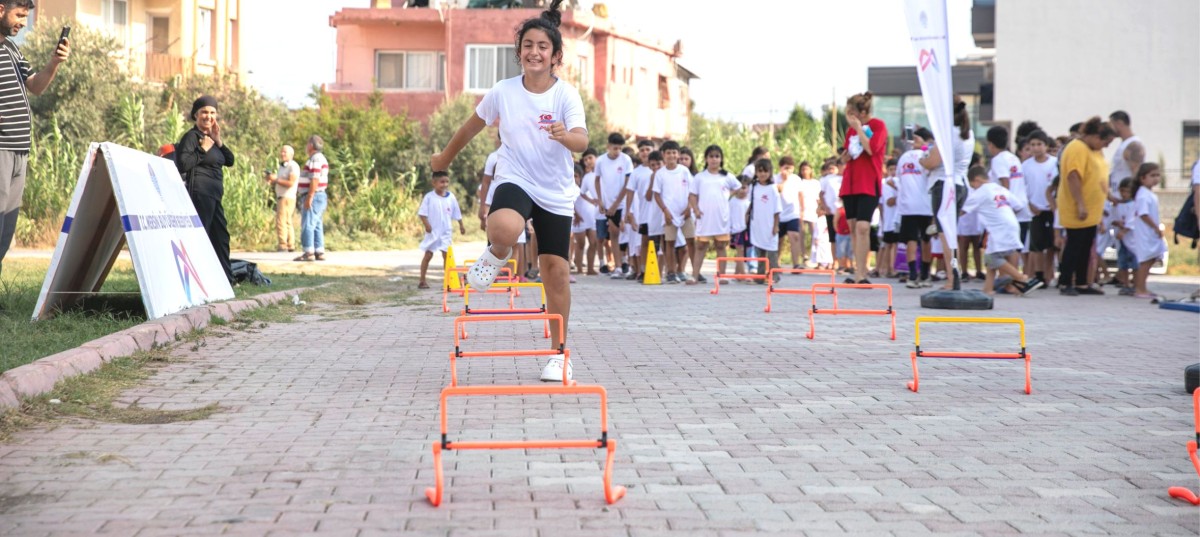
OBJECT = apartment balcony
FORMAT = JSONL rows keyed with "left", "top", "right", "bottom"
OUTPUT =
{"left": 144, "top": 52, "right": 189, "bottom": 82}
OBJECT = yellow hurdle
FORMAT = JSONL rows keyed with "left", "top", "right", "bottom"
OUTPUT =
{"left": 908, "top": 316, "right": 1031, "bottom": 395}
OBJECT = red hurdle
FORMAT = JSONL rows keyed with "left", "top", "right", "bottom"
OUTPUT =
{"left": 906, "top": 317, "right": 1031, "bottom": 395}
{"left": 1168, "top": 389, "right": 1200, "bottom": 505}
{"left": 709, "top": 257, "right": 769, "bottom": 294}
{"left": 806, "top": 283, "right": 896, "bottom": 340}
{"left": 764, "top": 268, "right": 837, "bottom": 313}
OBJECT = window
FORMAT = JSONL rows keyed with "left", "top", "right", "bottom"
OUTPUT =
{"left": 197, "top": 8, "right": 214, "bottom": 61}
{"left": 149, "top": 16, "right": 170, "bottom": 54}
{"left": 1184, "top": 121, "right": 1199, "bottom": 184}
{"left": 657, "top": 75, "right": 669, "bottom": 109}
{"left": 466, "top": 45, "right": 520, "bottom": 91}
{"left": 376, "top": 51, "right": 445, "bottom": 90}
{"left": 576, "top": 56, "right": 589, "bottom": 89}
{"left": 102, "top": 0, "right": 128, "bottom": 31}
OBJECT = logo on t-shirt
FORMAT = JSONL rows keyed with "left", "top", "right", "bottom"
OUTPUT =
{"left": 1010, "top": 165, "right": 1023, "bottom": 179}
{"left": 538, "top": 112, "right": 555, "bottom": 128}
{"left": 994, "top": 194, "right": 1011, "bottom": 209}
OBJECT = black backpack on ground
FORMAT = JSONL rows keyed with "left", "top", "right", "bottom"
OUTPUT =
{"left": 230, "top": 259, "right": 271, "bottom": 286}
{"left": 1174, "top": 190, "right": 1198, "bottom": 248}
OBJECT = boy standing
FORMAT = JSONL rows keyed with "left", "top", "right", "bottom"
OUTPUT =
{"left": 896, "top": 129, "right": 933, "bottom": 288}
{"left": 961, "top": 166, "right": 1044, "bottom": 296}
{"left": 651, "top": 141, "right": 695, "bottom": 283}
{"left": 1021, "top": 130, "right": 1058, "bottom": 284}
{"left": 594, "top": 133, "right": 633, "bottom": 277}
{"left": 418, "top": 171, "right": 466, "bottom": 289}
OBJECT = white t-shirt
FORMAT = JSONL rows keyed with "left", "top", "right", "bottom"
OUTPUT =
{"left": 1130, "top": 187, "right": 1167, "bottom": 263}
{"left": 990, "top": 150, "right": 1030, "bottom": 222}
{"left": 690, "top": 170, "right": 741, "bottom": 237}
{"left": 1109, "top": 135, "right": 1141, "bottom": 192}
{"left": 1021, "top": 155, "right": 1058, "bottom": 212}
{"left": 579, "top": 171, "right": 598, "bottom": 213}
{"left": 595, "top": 152, "right": 633, "bottom": 209}
{"left": 1191, "top": 159, "right": 1200, "bottom": 186}
{"left": 748, "top": 181, "right": 782, "bottom": 251}
{"left": 574, "top": 179, "right": 597, "bottom": 225}
{"left": 777, "top": 176, "right": 802, "bottom": 222}
{"left": 475, "top": 76, "right": 586, "bottom": 217}
{"left": 625, "top": 165, "right": 651, "bottom": 225}
{"left": 418, "top": 191, "right": 462, "bottom": 238}
{"left": 729, "top": 194, "right": 750, "bottom": 234}
{"left": 880, "top": 178, "right": 900, "bottom": 233}
{"left": 799, "top": 179, "right": 822, "bottom": 223}
{"left": 819, "top": 174, "right": 843, "bottom": 213}
{"left": 482, "top": 151, "right": 501, "bottom": 204}
{"left": 896, "top": 149, "right": 932, "bottom": 216}
{"left": 741, "top": 163, "right": 756, "bottom": 180}
{"left": 962, "top": 182, "right": 1026, "bottom": 254}
{"left": 651, "top": 165, "right": 692, "bottom": 226}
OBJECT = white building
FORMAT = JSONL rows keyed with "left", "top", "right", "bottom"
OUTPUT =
{"left": 986, "top": 0, "right": 1199, "bottom": 186}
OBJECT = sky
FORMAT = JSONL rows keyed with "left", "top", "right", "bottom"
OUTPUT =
{"left": 244, "top": 0, "right": 976, "bottom": 125}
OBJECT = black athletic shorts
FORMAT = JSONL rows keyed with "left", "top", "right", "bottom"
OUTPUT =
{"left": 841, "top": 194, "right": 879, "bottom": 222}
{"left": 638, "top": 223, "right": 649, "bottom": 236}
{"left": 489, "top": 183, "right": 572, "bottom": 260}
{"left": 607, "top": 209, "right": 623, "bottom": 227}
{"left": 882, "top": 231, "right": 900, "bottom": 244}
{"left": 1028, "top": 211, "right": 1054, "bottom": 252}
{"left": 869, "top": 226, "right": 880, "bottom": 252}
{"left": 1019, "top": 221, "right": 1031, "bottom": 248}
{"left": 899, "top": 215, "right": 932, "bottom": 243}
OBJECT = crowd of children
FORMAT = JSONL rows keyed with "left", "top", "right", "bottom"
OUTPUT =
{"left": 421, "top": 111, "right": 1171, "bottom": 302}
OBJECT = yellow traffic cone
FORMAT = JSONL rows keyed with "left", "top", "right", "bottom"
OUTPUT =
{"left": 643, "top": 240, "right": 661, "bottom": 285}
{"left": 445, "top": 246, "right": 461, "bottom": 290}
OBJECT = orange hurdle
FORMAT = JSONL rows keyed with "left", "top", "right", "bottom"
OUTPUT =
{"left": 442, "top": 266, "right": 514, "bottom": 312}
{"left": 906, "top": 317, "right": 1031, "bottom": 394}
{"left": 806, "top": 283, "right": 896, "bottom": 340}
{"left": 450, "top": 313, "right": 568, "bottom": 386}
{"left": 764, "top": 268, "right": 837, "bottom": 313}
{"left": 1168, "top": 389, "right": 1200, "bottom": 505}
{"left": 459, "top": 282, "right": 549, "bottom": 339}
{"left": 425, "top": 383, "right": 626, "bottom": 507}
{"left": 709, "top": 257, "right": 769, "bottom": 294}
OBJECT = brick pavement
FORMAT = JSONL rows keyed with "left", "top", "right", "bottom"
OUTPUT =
{"left": 1, "top": 266, "right": 1198, "bottom": 536}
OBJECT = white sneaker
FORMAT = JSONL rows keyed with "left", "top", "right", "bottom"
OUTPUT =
{"left": 466, "top": 246, "right": 510, "bottom": 292}
{"left": 906, "top": 279, "right": 922, "bottom": 289}
{"left": 540, "top": 355, "right": 573, "bottom": 382}
{"left": 610, "top": 269, "right": 625, "bottom": 279}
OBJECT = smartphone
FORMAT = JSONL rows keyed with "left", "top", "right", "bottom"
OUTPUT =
{"left": 59, "top": 26, "right": 71, "bottom": 44}
{"left": 904, "top": 124, "right": 914, "bottom": 141}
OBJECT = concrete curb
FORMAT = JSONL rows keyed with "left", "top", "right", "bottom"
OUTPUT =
{"left": 0, "top": 289, "right": 309, "bottom": 410}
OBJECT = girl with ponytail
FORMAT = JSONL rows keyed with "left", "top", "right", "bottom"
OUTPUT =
{"left": 431, "top": 0, "right": 589, "bottom": 382}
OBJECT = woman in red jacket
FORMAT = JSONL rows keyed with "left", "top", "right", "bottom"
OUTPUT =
{"left": 839, "top": 92, "right": 888, "bottom": 284}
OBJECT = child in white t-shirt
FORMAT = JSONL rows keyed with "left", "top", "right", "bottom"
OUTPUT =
{"left": 817, "top": 161, "right": 842, "bottom": 260}
{"left": 688, "top": 145, "right": 742, "bottom": 285}
{"left": 418, "top": 171, "right": 466, "bottom": 289}
{"left": 879, "top": 159, "right": 900, "bottom": 278}
{"left": 1110, "top": 178, "right": 1137, "bottom": 294}
{"left": 725, "top": 176, "right": 751, "bottom": 279}
{"left": 1127, "top": 163, "right": 1166, "bottom": 298}
{"left": 748, "top": 159, "right": 782, "bottom": 283}
{"left": 961, "top": 166, "right": 1044, "bottom": 296}
{"left": 571, "top": 163, "right": 598, "bottom": 276}
{"left": 651, "top": 141, "right": 695, "bottom": 284}
{"left": 431, "top": 4, "right": 587, "bottom": 383}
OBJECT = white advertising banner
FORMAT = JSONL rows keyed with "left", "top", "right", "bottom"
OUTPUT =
{"left": 33, "top": 142, "right": 235, "bottom": 321}
{"left": 904, "top": 0, "right": 958, "bottom": 248}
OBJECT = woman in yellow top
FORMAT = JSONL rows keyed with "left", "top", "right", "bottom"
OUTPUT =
{"left": 1056, "top": 116, "right": 1115, "bottom": 296}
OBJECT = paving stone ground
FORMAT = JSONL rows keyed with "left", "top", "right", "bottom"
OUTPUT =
{"left": 1, "top": 263, "right": 1199, "bottom": 536}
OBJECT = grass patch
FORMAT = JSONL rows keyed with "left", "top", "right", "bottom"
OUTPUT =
{"left": 1166, "top": 239, "right": 1199, "bottom": 276}
{"left": 0, "top": 347, "right": 221, "bottom": 442}
{"left": 0, "top": 257, "right": 333, "bottom": 375}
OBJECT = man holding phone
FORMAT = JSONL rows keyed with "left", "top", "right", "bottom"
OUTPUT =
{"left": 0, "top": 0, "right": 70, "bottom": 276}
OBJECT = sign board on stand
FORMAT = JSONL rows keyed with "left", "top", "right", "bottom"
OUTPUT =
{"left": 33, "top": 142, "right": 235, "bottom": 321}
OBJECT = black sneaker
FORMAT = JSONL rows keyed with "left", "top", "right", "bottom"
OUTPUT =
{"left": 844, "top": 277, "right": 856, "bottom": 284}
{"left": 599, "top": 264, "right": 611, "bottom": 274}
{"left": 636, "top": 273, "right": 645, "bottom": 282}
{"left": 1077, "top": 286, "right": 1105, "bottom": 295}
{"left": 625, "top": 272, "right": 638, "bottom": 281}
{"left": 1060, "top": 287, "right": 1080, "bottom": 296}
{"left": 696, "top": 274, "right": 708, "bottom": 283}
{"left": 857, "top": 279, "right": 872, "bottom": 285}
{"left": 1015, "top": 278, "right": 1045, "bottom": 296}
{"left": 975, "top": 271, "right": 986, "bottom": 280}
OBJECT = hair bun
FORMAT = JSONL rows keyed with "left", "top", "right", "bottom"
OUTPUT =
{"left": 541, "top": 0, "right": 564, "bottom": 28}
{"left": 954, "top": 100, "right": 966, "bottom": 113}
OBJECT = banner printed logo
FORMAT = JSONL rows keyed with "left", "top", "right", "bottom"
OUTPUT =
{"left": 171, "top": 240, "right": 209, "bottom": 302}
{"left": 919, "top": 48, "right": 939, "bottom": 73}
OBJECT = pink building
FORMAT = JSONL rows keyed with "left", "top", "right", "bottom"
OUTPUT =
{"left": 327, "top": 1, "right": 695, "bottom": 141}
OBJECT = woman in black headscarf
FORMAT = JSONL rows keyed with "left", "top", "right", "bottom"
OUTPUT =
{"left": 176, "top": 95, "right": 235, "bottom": 283}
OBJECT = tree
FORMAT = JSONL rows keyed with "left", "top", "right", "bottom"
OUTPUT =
{"left": 25, "top": 17, "right": 128, "bottom": 146}
{"left": 427, "top": 93, "right": 497, "bottom": 206}
{"left": 580, "top": 90, "right": 608, "bottom": 151}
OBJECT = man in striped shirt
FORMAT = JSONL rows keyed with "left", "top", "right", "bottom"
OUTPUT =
{"left": 0, "top": 0, "right": 69, "bottom": 275}
{"left": 295, "top": 135, "right": 329, "bottom": 261}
